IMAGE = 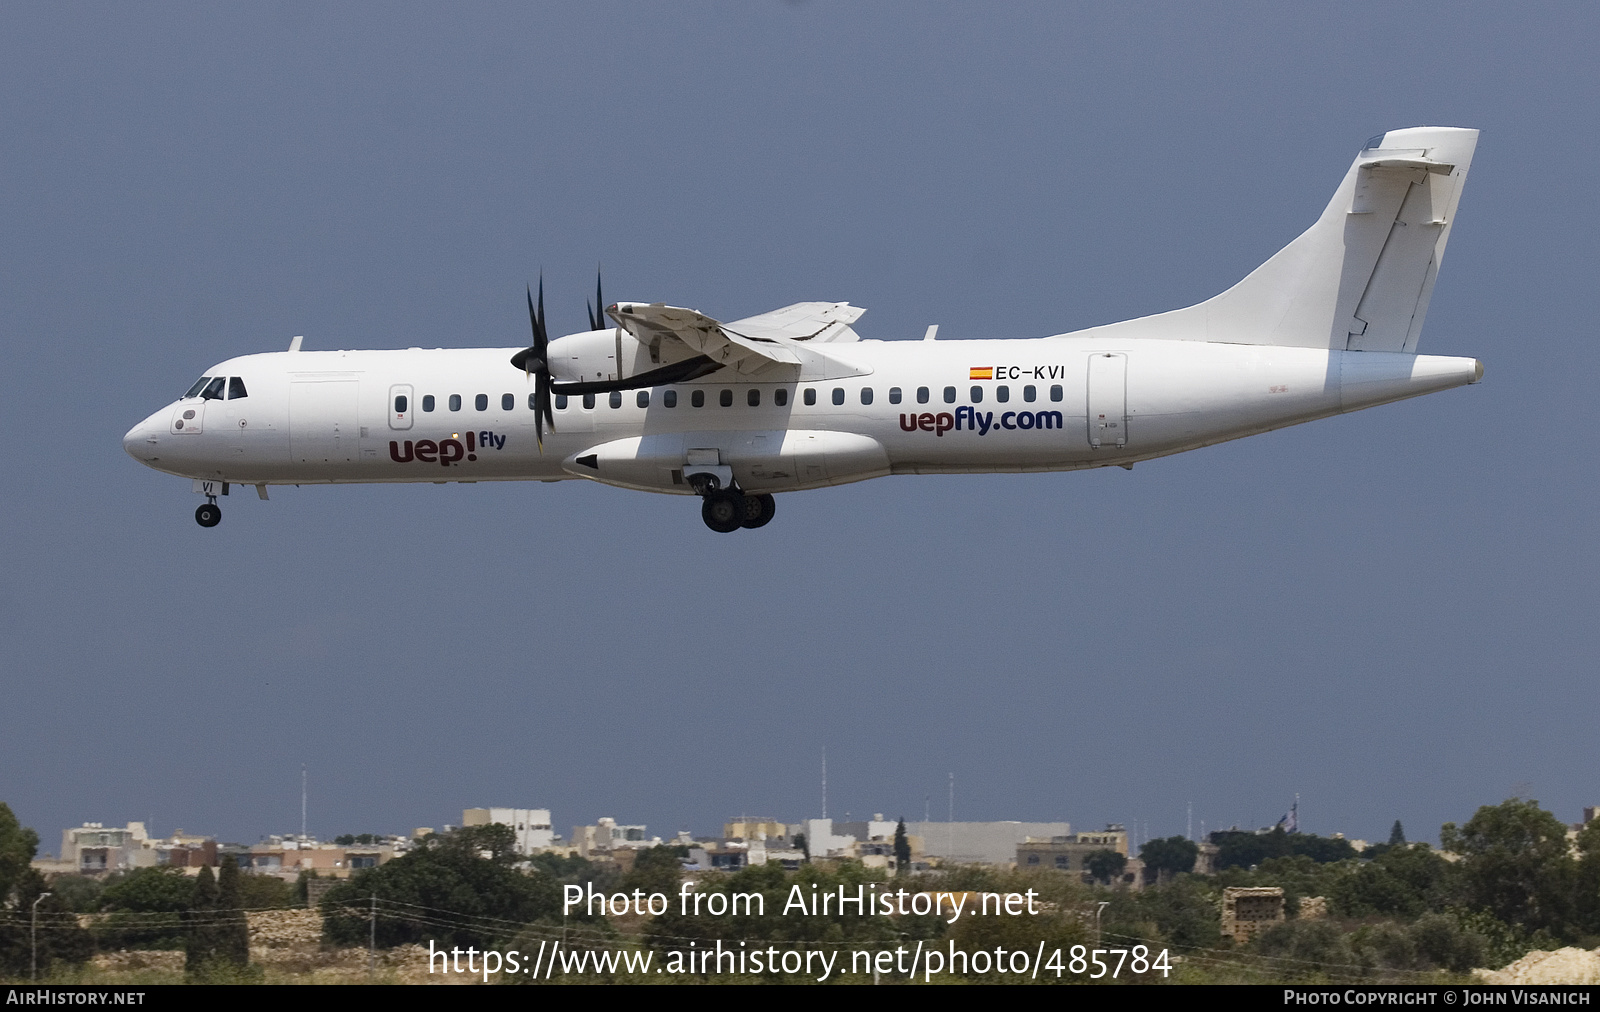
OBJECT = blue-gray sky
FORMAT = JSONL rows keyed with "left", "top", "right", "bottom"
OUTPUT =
{"left": 3, "top": 3, "right": 1595, "bottom": 850}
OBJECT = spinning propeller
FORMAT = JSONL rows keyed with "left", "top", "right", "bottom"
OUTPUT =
{"left": 515, "top": 277, "right": 555, "bottom": 450}
{"left": 511, "top": 268, "right": 607, "bottom": 451}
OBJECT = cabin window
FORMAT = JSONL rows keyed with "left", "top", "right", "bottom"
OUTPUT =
{"left": 831, "top": 388, "right": 845, "bottom": 405}
{"left": 475, "top": 394, "right": 488, "bottom": 411}
{"left": 423, "top": 395, "right": 435, "bottom": 412}
{"left": 185, "top": 377, "right": 211, "bottom": 398}
{"left": 917, "top": 387, "right": 930, "bottom": 404}
{"left": 691, "top": 390, "right": 705, "bottom": 407}
{"left": 449, "top": 394, "right": 462, "bottom": 411}
{"left": 717, "top": 389, "right": 732, "bottom": 407}
{"left": 228, "top": 377, "right": 249, "bottom": 400}
{"left": 943, "top": 386, "right": 956, "bottom": 403}
{"left": 860, "top": 387, "right": 873, "bottom": 405}
{"left": 555, "top": 394, "right": 568, "bottom": 410}
{"left": 748, "top": 389, "right": 760, "bottom": 407}
{"left": 1050, "top": 384, "right": 1063, "bottom": 402}
{"left": 609, "top": 390, "right": 622, "bottom": 409}
{"left": 664, "top": 390, "right": 677, "bottom": 408}
{"left": 774, "top": 388, "right": 788, "bottom": 406}
{"left": 583, "top": 393, "right": 596, "bottom": 409}
{"left": 1023, "top": 385, "right": 1037, "bottom": 402}
{"left": 637, "top": 390, "right": 650, "bottom": 408}
{"left": 888, "top": 387, "right": 901, "bottom": 404}
{"left": 393, "top": 394, "right": 408, "bottom": 414}
{"left": 502, "top": 393, "right": 514, "bottom": 411}
{"left": 200, "top": 377, "right": 225, "bottom": 401}
{"left": 996, "top": 385, "right": 1009, "bottom": 403}
{"left": 804, "top": 388, "right": 816, "bottom": 406}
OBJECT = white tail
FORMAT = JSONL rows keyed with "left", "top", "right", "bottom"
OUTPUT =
{"left": 1067, "top": 127, "right": 1479, "bottom": 352}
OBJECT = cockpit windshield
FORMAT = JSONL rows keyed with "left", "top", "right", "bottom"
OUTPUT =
{"left": 184, "top": 376, "right": 244, "bottom": 400}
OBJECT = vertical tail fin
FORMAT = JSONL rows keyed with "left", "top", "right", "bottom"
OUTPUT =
{"left": 1068, "top": 127, "right": 1478, "bottom": 351}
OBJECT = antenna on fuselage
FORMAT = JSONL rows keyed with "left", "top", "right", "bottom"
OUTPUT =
{"left": 288, "top": 336, "right": 303, "bottom": 352}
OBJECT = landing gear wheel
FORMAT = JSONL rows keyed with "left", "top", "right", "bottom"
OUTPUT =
{"left": 740, "top": 493, "right": 776, "bottom": 529}
{"left": 195, "top": 503, "right": 221, "bottom": 528}
{"left": 701, "top": 490, "right": 746, "bottom": 533}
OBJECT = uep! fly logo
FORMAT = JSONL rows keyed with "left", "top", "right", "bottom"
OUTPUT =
{"left": 389, "top": 430, "right": 508, "bottom": 466}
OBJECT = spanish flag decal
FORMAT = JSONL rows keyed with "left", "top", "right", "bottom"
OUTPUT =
{"left": 969, "top": 367, "right": 994, "bottom": 380}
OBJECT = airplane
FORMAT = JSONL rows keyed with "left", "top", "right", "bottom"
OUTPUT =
{"left": 124, "top": 126, "right": 1483, "bottom": 533}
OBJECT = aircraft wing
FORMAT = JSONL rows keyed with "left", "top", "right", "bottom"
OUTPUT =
{"left": 608, "top": 301, "right": 864, "bottom": 375}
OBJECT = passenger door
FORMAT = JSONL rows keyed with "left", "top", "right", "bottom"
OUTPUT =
{"left": 1087, "top": 353, "right": 1127, "bottom": 449}
{"left": 388, "top": 384, "right": 414, "bottom": 430}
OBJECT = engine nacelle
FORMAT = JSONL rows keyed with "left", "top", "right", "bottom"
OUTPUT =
{"left": 547, "top": 328, "right": 652, "bottom": 386}
{"left": 544, "top": 326, "right": 718, "bottom": 392}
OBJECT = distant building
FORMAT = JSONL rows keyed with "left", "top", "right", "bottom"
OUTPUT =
{"left": 724, "top": 818, "right": 787, "bottom": 842}
{"left": 52, "top": 823, "right": 219, "bottom": 874}
{"left": 1222, "top": 887, "right": 1284, "bottom": 942}
{"left": 571, "top": 817, "right": 659, "bottom": 858}
{"left": 831, "top": 815, "right": 900, "bottom": 846}
{"left": 240, "top": 834, "right": 402, "bottom": 879}
{"left": 908, "top": 821, "right": 1072, "bottom": 866}
{"left": 59, "top": 822, "right": 148, "bottom": 873}
{"left": 687, "top": 837, "right": 806, "bottom": 873}
{"left": 800, "top": 819, "right": 861, "bottom": 859}
{"left": 462, "top": 808, "right": 555, "bottom": 854}
{"left": 1017, "top": 825, "right": 1131, "bottom": 880}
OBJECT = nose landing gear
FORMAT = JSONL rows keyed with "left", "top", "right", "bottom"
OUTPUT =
{"left": 195, "top": 501, "right": 221, "bottom": 527}
{"left": 699, "top": 488, "right": 776, "bottom": 533}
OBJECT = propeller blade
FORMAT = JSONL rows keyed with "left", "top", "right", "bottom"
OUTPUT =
{"left": 534, "top": 286, "right": 547, "bottom": 377}
{"left": 587, "top": 265, "right": 604, "bottom": 332}
{"left": 526, "top": 276, "right": 554, "bottom": 451}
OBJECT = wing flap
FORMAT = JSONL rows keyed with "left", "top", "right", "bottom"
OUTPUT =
{"left": 609, "top": 302, "right": 817, "bottom": 374}
{"left": 723, "top": 302, "right": 865, "bottom": 343}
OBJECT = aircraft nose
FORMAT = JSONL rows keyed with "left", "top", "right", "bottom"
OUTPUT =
{"left": 123, "top": 412, "right": 163, "bottom": 462}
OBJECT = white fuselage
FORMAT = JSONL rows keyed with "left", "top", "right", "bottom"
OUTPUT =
{"left": 122, "top": 335, "right": 1482, "bottom": 495}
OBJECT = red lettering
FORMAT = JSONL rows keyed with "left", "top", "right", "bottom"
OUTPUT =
{"left": 439, "top": 439, "right": 464, "bottom": 466}
{"left": 935, "top": 412, "right": 954, "bottom": 436}
{"left": 899, "top": 414, "right": 919, "bottom": 432}
{"left": 388, "top": 440, "right": 414, "bottom": 463}
{"left": 414, "top": 439, "right": 438, "bottom": 462}
{"left": 918, "top": 412, "right": 936, "bottom": 432}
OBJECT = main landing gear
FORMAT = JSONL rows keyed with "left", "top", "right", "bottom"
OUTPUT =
{"left": 195, "top": 500, "right": 221, "bottom": 527}
{"left": 699, "top": 488, "right": 776, "bottom": 533}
